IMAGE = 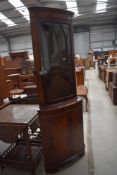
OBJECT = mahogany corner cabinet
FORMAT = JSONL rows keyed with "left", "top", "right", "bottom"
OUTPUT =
{"left": 29, "top": 7, "right": 85, "bottom": 172}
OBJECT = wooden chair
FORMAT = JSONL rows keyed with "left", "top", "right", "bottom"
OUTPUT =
{"left": 77, "top": 85, "right": 88, "bottom": 111}
{"left": 18, "top": 74, "right": 37, "bottom": 96}
{"left": 0, "top": 66, "right": 24, "bottom": 102}
{"left": 75, "top": 67, "right": 84, "bottom": 86}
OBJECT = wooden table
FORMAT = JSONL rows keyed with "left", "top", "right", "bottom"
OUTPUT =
{"left": 0, "top": 104, "right": 41, "bottom": 175}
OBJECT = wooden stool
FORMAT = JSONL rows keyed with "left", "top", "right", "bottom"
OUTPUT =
{"left": 77, "top": 85, "right": 88, "bottom": 111}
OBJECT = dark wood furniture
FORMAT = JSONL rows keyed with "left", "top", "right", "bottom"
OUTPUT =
{"left": 77, "top": 85, "right": 88, "bottom": 111}
{"left": 98, "top": 65, "right": 107, "bottom": 82}
{"left": 7, "top": 73, "right": 20, "bottom": 89}
{"left": 0, "top": 66, "right": 10, "bottom": 104}
{"left": 0, "top": 104, "right": 41, "bottom": 175}
{"left": 18, "top": 74, "right": 37, "bottom": 95}
{"left": 75, "top": 67, "right": 84, "bottom": 86}
{"left": 39, "top": 97, "right": 84, "bottom": 172}
{"left": 112, "top": 72, "right": 117, "bottom": 86}
{"left": 105, "top": 68, "right": 117, "bottom": 90}
{"left": 108, "top": 82, "right": 117, "bottom": 105}
{"left": 29, "top": 7, "right": 76, "bottom": 105}
{"left": 10, "top": 51, "right": 28, "bottom": 60}
{"left": 18, "top": 74, "right": 36, "bottom": 88}
{"left": 5, "top": 67, "right": 21, "bottom": 75}
{"left": 29, "top": 7, "right": 84, "bottom": 173}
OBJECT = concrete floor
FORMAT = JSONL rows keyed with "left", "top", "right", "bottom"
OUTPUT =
{"left": 0, "top": 69, "right": 117, "bottom": 175}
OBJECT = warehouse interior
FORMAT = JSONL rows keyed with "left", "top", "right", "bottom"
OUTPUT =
{"left": 0, "top": 0, "right": 117, "bottom": 175}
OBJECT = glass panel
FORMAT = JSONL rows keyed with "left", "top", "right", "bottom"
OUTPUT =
{"left": 40, "top": 22, "right": 75, "bottom": 103}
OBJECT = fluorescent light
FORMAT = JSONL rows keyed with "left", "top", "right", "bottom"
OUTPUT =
{"left": 96, "top": 3, "right": 107, "bottom": 13}
{"left": 0, "top": 12, "right": 16, "bottom": 27}
{"left": 17, "top": 7, "right": 30, "bottom": 21}
{"left": 66, "top": 1, "right": 79, "bottom": 16}
{"left": 8, "top": 0, "right": 23, "bottom": 8}
{"left": 8, "top": 0, "right": 30, "bottom": 21}
{"left": 95, "top": 0, "right": 107, "bottom": 13}
{"left": 66, "top": 2, "right": 77, "bottom": 8}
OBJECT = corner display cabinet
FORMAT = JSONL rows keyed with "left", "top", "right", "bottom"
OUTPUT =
{"left": 29, "top": 7, "right": 85, "bottom": 172}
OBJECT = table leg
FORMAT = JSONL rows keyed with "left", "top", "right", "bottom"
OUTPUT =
{"left": 23, "top": 128, "right": 35, "bottom": 175}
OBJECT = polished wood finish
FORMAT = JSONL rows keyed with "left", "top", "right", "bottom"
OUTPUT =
{"left": 112, "top": 72, "right": 117, "bottom": 86}
{"left": 10, "top": 51, "right": 28, "bottom": 60}
{"left": 99, "top": 65, "right": 107, "bottom": 82}
{"left": 0, "top": 66, "right": 10, "bottom": 104}
{"left": 77, "top": 85, "right": 88, "bottom": 111}
{"left": 75, "top": 67, "right": 84, "bottom": 86}
{"left": 5, "top": 67, "right": 21, "bottom": 75}
{"left": 7, "top": 73, "right": 20, "bottom": 89}
{"left": 18, "top": 74, "right": 36, "bottom": 88}
{"left": 108, "top": 82, "right": 117, "bottom": 105}
{"left": 29, "top": 7, "right": 76, "bottom": 105}
{"left": 39, "top": 97, "right": 84, "bottom": 172}
{"left": 106, "top": 68, "right": 117, "bottom": 90}
{"left": 0, "top": 104, "right": 41, "bottom": 174}
{"left": 29, "top": 7, "right": 84, "bottom": 172}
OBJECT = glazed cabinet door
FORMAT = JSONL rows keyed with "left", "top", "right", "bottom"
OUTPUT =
{"left": 39, "top": 22, "right": 76, "bottom": 104}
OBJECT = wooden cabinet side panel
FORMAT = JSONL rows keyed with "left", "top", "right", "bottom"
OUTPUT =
{"left": 39, "top": 100, "right": 84, "bottom": 169}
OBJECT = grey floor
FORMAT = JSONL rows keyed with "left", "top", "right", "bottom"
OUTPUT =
{"left": 0, "top": 69, "right": 117, "bottom": 175}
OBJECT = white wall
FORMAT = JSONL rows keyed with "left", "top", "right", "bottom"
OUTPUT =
{"left": 0, "top": 24, "right": 117, "bottom": 57}
{"left": 0, "top": 34, "right": 33, "bottom": 57}
{"left": 90, "top": 25, "right": 117, "bottom": 50}
{"left": 0, "top": 43, "right": 9, "bottom": 56}
{"left": 74, "top": 32, "right": 89, "bottom": 58}
{"left": 10, "top": 35, "right": 33, "bottom": 54}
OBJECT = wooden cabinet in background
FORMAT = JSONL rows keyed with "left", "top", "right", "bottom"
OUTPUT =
{"left": 10, "top": 51, "right": 28, "bottom": 60}
{"left": 18, "top": 74, "right": 36, "bottom": 88}
{"left": 106, "top": 68, "right": 117, "bottom": 90}
{"left": 108, "top": 82, "right": 117, "bottom": 105}
{"left": 0, "top": 66, "right": 10, "bottom": 104}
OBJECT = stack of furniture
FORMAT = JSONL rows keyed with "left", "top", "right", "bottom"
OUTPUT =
{"left": 0, "top": 53, "right": 37, "bottom": 97}
{"left": 0, "top": 63, "right": 42, "bottom": 174}
{"left": 0, "top": 66, "right": 10, "bottom": 104}
{"left": 0, "top": 65, "right": 24, "bottom": 100}
{"left": 18, "top": 74, "right": 37, "bottom": 95}
{"left": 108, "top": 72, "right": 117, "bottom": 105}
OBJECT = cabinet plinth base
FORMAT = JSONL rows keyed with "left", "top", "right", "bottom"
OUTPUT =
{"left": 45, "top": 147, "right": 85, "bottom": 173}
